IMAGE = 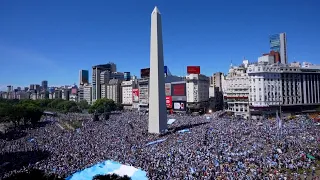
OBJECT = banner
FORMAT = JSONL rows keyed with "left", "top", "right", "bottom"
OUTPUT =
{"left": 132, "top": 89, "right": 139, "bottom": 102}
{"left": 166, "top": 96, "right": 172, "bottom": 108}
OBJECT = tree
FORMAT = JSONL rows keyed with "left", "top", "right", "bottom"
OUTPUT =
{"left": 88, "top": 98, "right": 116, "bottom": 114}
{"left": 78, "top": 100, "right": 90, "bottom": 110}
{"left": 116, "top": 103, "right": 124, "bottom": 111}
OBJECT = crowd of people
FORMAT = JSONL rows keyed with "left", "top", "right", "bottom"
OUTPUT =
{"left": 1, "top": 111, "right": 320, "bottom": 179}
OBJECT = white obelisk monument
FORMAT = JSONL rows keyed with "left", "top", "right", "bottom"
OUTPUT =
{"left": 148, "top": 6, "right": 167, "bottom": 134}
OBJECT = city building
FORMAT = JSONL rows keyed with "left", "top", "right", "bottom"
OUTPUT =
{"left": 302, "top": 62, "right": 320, "bottom": 69}
{"left": 62, "top": 89, "right": 70, "bottom": 100}
{"left": 83, "top": 84, "right": 93, "bottom": 105}
{"left": 79, "top": 70, "right": 89, "bottom": 86}
{"left": 69, "top": 85, "right": 78, "bottom": 102}
{"left": 224, "top": 60, "right": 250, "bottom": 119}
{"left": 78, "top": 86, "right": 84, "bottom": 102}
{"left": 92, "top": 63, "right": 117, "bottom": 102}
{"left": 124, "top": 72, "right": 131, "bottom": 81}
{"left": 186, "top": 73, "right": 210, "bottom": 111}
{"left": 247, "top": 62, "right": 320, "bottom": 119}
{"left": 258, "top": 55, "right": 275, "bottom": 64}
{"left": 210, "top": 72, "right": 223, "bottom": 91}
{"left": 270, "top": 33, "right": 287, "bottom": 64}
{"left": 138, "top": 78, "right": 149, "bottom": 106}
{"left": 121, "top": 80, "right": 138, "bottom": 107}
{"left": 105, "top": 79, "right": 122, "bottom": 104}
{"left": 41, "top": 80, "right": 48, "bottom": 91}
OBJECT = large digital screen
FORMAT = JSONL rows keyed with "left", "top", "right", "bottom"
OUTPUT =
{"left": 173, "top": 101, "right": 186, "bottom": 111}
{"left": 171, "top": 83, "right": 186, "bottom": 96}
{"left": 187, "top": 66, "right": 201, "bottom": 74}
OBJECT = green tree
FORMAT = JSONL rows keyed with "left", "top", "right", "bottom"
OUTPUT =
{"left": 115, "top": 103, "right": 124, "bottom": 111}
{"left": 78, "top": 100, "right": 90, "bottom": 110}
{"left": 88, "top": 98, "right": 116, "bottom": 114}
{"left": 47, "top": 99, "right": 64, "bottom": 110}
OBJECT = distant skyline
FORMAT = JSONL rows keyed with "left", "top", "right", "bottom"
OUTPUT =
{"left": 1, "top": 0, "right": 320, "bottom": 90}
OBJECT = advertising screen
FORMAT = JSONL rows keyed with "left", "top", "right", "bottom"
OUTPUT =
{"left": 132, "top": 89, "right": 139, "bottom": 102}
{"left": 173, "top": 101, "right": 186, "bottom": 111}
{"left": 166, "top": 96, "right": 172, "bottom": 109}
{"left": 140, "top": 68, "right": 150, "bottom": 78}
{"left": 171, "top": 83, "right": 186, "bottom": 96}
{"left": 187, "top": 66, "right": 201, "bottom": 74}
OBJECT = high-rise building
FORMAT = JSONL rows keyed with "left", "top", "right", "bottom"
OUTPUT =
{"left": 105, "top": 79, "right": 122, "bottom": 104}
{"left": 124, "top": 72, "right": 131, "bottom": 81}
{"left": 79, "top": 70, "right": 89, "bottom": 85}
{"left": 41, "top": 80, "right": 48, "bottom": 91}
{"left": 29, "top": 84, "right": 35, "bottom": 90}
{"left": 186, "top": 74, "right": 210, "bottom": 110}
{"left": 121, "top": 79, "right": 138, "bottom": 106}
{"left": 83, "top": 84, "right": 92, "bottom": 105}
{"left": 92, "top": 63, "right": 117, "bottom": 102}
{"left": 270, "top": 33, "right": 287, "bottom": 64}
{"left": 35, "top": 84, "right": 41, "bottom": 93}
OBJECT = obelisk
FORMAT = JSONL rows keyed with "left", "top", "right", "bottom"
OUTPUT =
{"left": 148, "top": 6, "right": 167, "bottom": 134}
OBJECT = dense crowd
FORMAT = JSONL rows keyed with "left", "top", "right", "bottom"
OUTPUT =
{"left": 1, "top": 111, "right": 320, "bottom": 179}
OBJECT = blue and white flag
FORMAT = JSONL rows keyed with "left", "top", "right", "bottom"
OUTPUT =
{"left": 276, "top": 114, "right": 282, "bottom": 130}
{"left": 66, "top": 160, "right": 147, "bottom": 180}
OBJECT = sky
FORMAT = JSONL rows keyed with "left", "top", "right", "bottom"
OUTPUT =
{"left": 0, "top": 0, "right": 320, "bottom": 90}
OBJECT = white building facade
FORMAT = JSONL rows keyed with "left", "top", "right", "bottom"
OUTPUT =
{"left": 121, "top": 80, "right": 137, "bottom": 105}
{"left": 247, "top": 62, "right": 320, "bottom": 118}
{"left": 224, "top": 62, "right": 250, "bottom": 119}
{"left": 83, "top": 85, "right": 92, "bottom": 105}
{"left": 186, "top": 74, "right": 209, "bottom": 110}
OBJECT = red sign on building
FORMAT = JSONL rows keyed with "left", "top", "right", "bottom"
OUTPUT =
{"left": 132, "top": 89, "right": 139, "bottom": 102}
{"left": 171, "top": 83, "right": 186, "bottom": 96}
{"left": 187, "top": 66, "right": 201, "bottom": 74}
{"left": 166, "top": 96, "right": 172, "bottom": 109}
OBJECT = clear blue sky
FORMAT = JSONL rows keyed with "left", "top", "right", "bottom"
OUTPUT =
{"left": 0, "top": 0, "right": 319, "bottom": 90}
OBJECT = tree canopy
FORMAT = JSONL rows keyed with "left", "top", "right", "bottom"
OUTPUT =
{"left": 0, "top": 98, "right": 90, "bottom": 127}
{"left": 88, "top": 98, "right": 116, "bottom": 114}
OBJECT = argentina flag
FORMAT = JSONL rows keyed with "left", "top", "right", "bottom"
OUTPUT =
{"left": 66, "top": 160, "right": 147, "bottom": 180}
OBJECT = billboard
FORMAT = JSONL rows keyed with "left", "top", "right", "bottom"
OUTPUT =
{"left": 166, "top": 96, "right": 172, "bottom": 109}
{"left": 132, "top": 89, "right": 139, "bottom": 102}
{"left": 171, "top": 83, "right": 186, "bottom": 96}
{"left": 165, "top": 83, "right": 171, "bottom": 96}
{"left": 173, "top": 101, "right": 186, "bottom": 111}
{"left": 187, "top": 66, "right": 201, "bottom": 74}
{"left": 140, "top": 68, "right": 150, "bottom": 78}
